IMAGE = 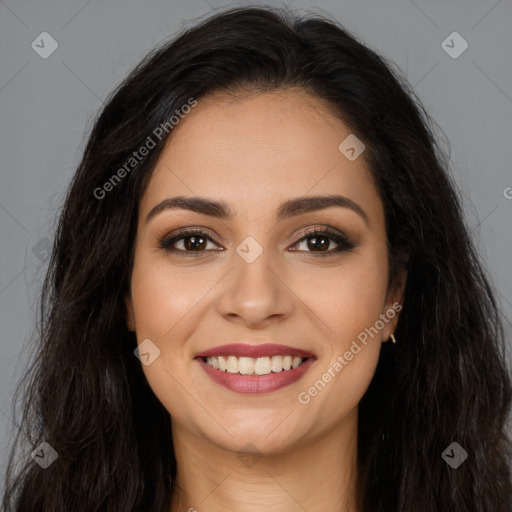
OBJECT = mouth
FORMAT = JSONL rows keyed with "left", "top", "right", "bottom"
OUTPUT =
{"left": 195, "top": 343, "right": 316, "bottom": 394}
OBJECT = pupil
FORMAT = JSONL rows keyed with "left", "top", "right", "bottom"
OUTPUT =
{"left": 185, "top": 235, "right": 206, "bottom": 250}
{"left": 308, "top": 236, "right": 328, "bottom": 251}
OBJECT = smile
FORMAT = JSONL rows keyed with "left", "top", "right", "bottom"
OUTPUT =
{"left": 195, "top": 343, "right": 316, "bottom": 394}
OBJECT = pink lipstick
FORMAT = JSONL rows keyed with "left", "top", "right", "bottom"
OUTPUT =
{"left": 196, "top": 343, "right": 316, "bottom": 394}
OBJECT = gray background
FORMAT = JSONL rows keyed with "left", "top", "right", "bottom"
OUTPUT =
{"left": 1, "top": 0, "right": 511, "bottom": 492}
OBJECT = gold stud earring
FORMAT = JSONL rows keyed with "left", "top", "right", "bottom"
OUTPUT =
{"left": 390, "top": 333, "right": 396, "bottom": 344}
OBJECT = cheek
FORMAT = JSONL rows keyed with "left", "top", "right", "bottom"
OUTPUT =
{"left": 335, "top": 258, "right": 388, "bottom": 339}
{"left": 129, "top": 259, "right": 204, "bottom": 418}
{"left": 291, "top": 247, "right": 387, "bottom": 409}
{"left": 293, "top": 248, "right": 389, "bottom": 347}
{"left": 129, "top": 258, "right": 192, "bottom": 357}
{"left": 130, "top": 258, "right": 211, "bottom": 339}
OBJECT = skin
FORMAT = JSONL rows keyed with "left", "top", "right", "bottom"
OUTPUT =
{"left": 125, "top": 88, "right": 406, "bottom": 512}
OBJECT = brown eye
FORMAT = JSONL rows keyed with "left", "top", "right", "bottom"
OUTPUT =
{"left": 160, "top": 230, "right": 221, "bottom": 253}
{"left": 300, "top": 234, "right": 332, "bottom": 252}
{"left": 292, "top": 228, "right": 356, "bottom": 256}
{"left": 181, "top": 234, "right": 207, "bottom": 251}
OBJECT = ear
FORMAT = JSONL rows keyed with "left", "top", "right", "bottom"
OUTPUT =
{"left": 382, "top": 264, "right": 407, "bottom": 341}
{"left": 125, "top": 293, "right": 136, "bottom": 332}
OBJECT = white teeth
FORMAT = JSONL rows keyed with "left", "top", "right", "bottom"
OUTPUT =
{"left": 227, "top": 355, "right": 238, "bottom": 373}
{"left": 238, "top": 357, "right": 255, "bottom": 375}
{"left": 254, "top": 357, "right": 271, "bottom": 375}
{"left": 203, "top": 355, "right": 307, "bottom": 375}
{"left": 206, "top": 356, "right": 219, "bottom": 369}
{"left": 271, "top": 355, "right": 282, "bottom": 372}
{"left": 218, "top": 356, "right": 227, "bottom": 371}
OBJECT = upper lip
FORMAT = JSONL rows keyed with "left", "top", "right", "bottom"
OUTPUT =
{"left": 195, "top": 343, "right": 315, "bottom": 359}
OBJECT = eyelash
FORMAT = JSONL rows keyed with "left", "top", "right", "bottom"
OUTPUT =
{"left": 159, "top": 227, "right": 356, "bottom": 258}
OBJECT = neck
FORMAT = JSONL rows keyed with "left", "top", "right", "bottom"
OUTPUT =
{"left": 169, "top": 409, "right": 361, "bottom": 512}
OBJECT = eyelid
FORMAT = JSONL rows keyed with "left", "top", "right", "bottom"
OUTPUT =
{"left": 294, "top": 225, "right": 350, "bottom": 242}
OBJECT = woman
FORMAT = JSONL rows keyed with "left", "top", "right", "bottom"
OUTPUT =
{"left": 3, "top": 6, "right": 511, "bottom": 512}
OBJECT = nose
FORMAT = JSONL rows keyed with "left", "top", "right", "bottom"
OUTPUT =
{"left": 216, "top": 246, "right": 295, "bottom": 329}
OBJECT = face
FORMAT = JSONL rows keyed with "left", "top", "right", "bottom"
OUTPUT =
{"left": 126, "top": 89, "right": 405, "bottom": 454}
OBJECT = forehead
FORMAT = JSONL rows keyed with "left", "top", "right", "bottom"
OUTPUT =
{"left": 140, "top": 89, "right": 382, "bottom": 225}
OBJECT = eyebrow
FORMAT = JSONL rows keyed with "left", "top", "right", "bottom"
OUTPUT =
{"left": 145, "top": 194, "right": 369, "bottom": 226}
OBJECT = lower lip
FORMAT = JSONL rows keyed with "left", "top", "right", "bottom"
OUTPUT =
{"left": 197, "top": 357, "right": 316, "bottom": 394}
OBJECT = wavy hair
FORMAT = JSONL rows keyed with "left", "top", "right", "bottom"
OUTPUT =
{"left": 3, "top": 6, "right": 511, "bottom": 511}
